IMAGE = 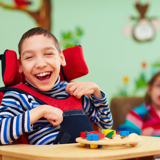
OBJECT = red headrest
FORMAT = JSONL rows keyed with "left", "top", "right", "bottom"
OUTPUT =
{"left": 1, "top": 46, "right": 89, "bottom": 86}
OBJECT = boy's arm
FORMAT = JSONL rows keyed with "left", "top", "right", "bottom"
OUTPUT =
{"left": 65, "top": 81, "right": 113, "bottom": 129}
{"left": 0, "top": 92, "right": 32, "bottom": 145}
{"left": 0, "top": 91, "right": 63, "bottom": 145}
{"left": 0, "top": 110, "right": 31, "bottom": 145}
{"left": 83, "top": 91, "right": 113, "bottom": 129}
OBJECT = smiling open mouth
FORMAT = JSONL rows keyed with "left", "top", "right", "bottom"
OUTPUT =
{"left": 35, "top": 71, "right": 52, "bottom": 81}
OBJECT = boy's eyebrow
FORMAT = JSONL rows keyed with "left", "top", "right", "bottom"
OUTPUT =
{"left": 22, "top": 50, "right": 34, "bottom": 56}
{"left": 42, "top": 47, "right": 56, "bottom": 51}
{"left": 22, "top": 47, "right": 56, "bottom": 56}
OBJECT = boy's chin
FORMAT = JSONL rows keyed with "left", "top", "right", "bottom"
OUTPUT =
{"left": 37, "top": 86, "right": 53, "bottom": 92}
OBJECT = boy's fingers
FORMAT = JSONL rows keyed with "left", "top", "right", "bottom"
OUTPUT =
{"left": 66, "top": 81, "right": 79, "bottom": 90}
{"left": 73, "top": 87, "right": 93, "bottom": 98}
{"left": 66, "top": 81, "right": 75, "bottom": 88}
{"left": 47, "top": 118, "right": 63, "bottom": 126}
{"left": 66, "top": 84, "right": 78, "bottom": 95}
{"left": 66, "top": 83, "right": 73, "bottom": 93}
{"left": 44, "top": 113, "right": 63, "bottom": 121}
{"left": 73, "top": 87, "right": 83, "bottom": 98}
{"left": 51, "top": 119, "right": 63, "bottom": 126}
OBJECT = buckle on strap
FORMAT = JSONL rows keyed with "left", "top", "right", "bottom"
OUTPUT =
{"left": 63, "top": 110, "right": 86, "bottom": 117}
{"left": 57, "top": 132, "right": 71, "bottom": 144}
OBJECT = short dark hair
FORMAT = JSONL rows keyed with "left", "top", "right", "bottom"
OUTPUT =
{"left": 144, "top": 71, "right": 160, "bottom": 105}
{"left": 18, "top": 27, "right": 61, "bottom": 55}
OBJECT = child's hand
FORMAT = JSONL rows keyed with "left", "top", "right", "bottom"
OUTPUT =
{"left": 66, "top": 81, "right": 103, "bottom": 99}
{"left": 141, "top": 127, "right": 154, "bottom": 136}
{"left": 43, "top": 105, "right": 63, "bottom": 126}
{"left": 29, "top": 105, "right": 63, "bottom": 126}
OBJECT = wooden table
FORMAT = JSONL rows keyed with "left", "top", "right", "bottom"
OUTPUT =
{"left": 0, "top": 136, "right": 160, "bottom": 160}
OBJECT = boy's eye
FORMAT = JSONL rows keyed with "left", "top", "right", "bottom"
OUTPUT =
{"left": 26, "top": 56, "right": 33, "bottom": 60}
{"left": 45, "top": 53, "right": 53, "bottom": 55}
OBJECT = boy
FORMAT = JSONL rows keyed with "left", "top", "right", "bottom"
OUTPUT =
{"left": 0, "top": 27, "right": 113, "bottom": 145}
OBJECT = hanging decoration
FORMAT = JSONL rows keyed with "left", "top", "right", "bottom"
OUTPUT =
{"left": 123, "top": 0, "right": 160, "bottom": 42}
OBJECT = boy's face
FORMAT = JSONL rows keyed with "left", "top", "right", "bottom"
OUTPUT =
{"left": 19, "top": 35, "right": 66, "bottom": 91}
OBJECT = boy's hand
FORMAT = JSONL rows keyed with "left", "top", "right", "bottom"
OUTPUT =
{"left": 44, "top": 105, "right": 63, "bottom": 126}
{"left": 30, "top": 105, "right": 63, "bottom": 126}
{"left": 66, "top": 81, "right": 103, "bottom": 99}
{"left": 141, "top": 127, "right": 154, "bottom": 136}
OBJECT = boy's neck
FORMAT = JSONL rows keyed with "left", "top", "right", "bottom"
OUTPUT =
{"left": 25, "top": 76, "right": 60, "bottom": 92}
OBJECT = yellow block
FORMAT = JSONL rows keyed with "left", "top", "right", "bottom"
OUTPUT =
{"left": 90, "top": 144, "right": 98, "bottom": 149}
{"left": 80, "top": 143, "right": 87, "bottom": 147}
{"left": 103, "top": 129, "right": 116, "bottom": 136}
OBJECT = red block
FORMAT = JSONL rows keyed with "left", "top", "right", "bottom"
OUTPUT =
{"left": 80, "top": 131, "right": 99, "bottom": 139}
{"left": 98, "top": 133, "right": 105, "bottom": 139}
{"left": 80, "top": 132, "right": 86, "bottom": 138}
{"left": 87, "top": 131, "right": 98, "bottom": 135}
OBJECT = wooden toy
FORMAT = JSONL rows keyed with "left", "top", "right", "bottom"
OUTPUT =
{"left": 76, "top": 132, "right": 141, "bottom": 149}
{"left": 79, "top": 131, "right": 105, "bottom": 148}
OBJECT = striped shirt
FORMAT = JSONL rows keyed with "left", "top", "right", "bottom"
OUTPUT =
{"left": 0, "top": 77, "right": 113, "bottom": 145}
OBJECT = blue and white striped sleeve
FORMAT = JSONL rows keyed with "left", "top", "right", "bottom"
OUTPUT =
{"left": 83, "top": 90, "right": 113, "bottom": 129}
{"left": 0, "top": 91, "right": 32, "bottom": 145}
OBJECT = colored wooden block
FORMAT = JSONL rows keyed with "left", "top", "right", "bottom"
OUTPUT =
{"left": 87, "top": 134, "right": 93, "bottom": 140}
{"left": 120, "top": 131, "right": 129, "bottom": 136}
{"left": 87, "top": 134, "right": 99, "bottom": 141}
{"left": 92, "top": 134, "right": 99, "bottom": 141}
{"left": 80, "top": 131, "right": 98, "bottom": 138}
{"left": 87, "top": 131, "right": 98, "bottom": 135}
{"left": 80, "top": 132, "right": 87, "bottom": 138}
{"left": 103, "top": 129, "right": 116, "bottom": 136}
{"left": 98, "top": 133, "right": 105, "bottom": 139}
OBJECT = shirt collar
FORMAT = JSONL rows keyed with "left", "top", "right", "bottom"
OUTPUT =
{"left": 25, "top": 76, "right": 61, "bottom": 94}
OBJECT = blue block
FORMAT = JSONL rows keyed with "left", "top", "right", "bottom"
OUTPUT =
{"left": 120, "top": 131, "right": 129, "bottom": 136}
{"left": 87, "top": 134, "right": 93, "bottom": 140}
{"left": 87, "top": 134, "right": 99, "bottom": 141}
{"left": 126, "top": 131, "right": 129, "bottom": 136}
{"left": 92, "top": 134, "right": 99, "bottom": 141}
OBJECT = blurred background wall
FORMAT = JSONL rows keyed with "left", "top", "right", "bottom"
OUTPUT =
{"left": 0, "top": 0, "right": 160, "bottom": 104}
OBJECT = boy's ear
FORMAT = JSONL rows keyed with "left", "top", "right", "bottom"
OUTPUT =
{"left": 18, "top": 60, "right": 23, "bottom": 73}
{"left": 60, "top": 50, "right": 66, "bottom": 66}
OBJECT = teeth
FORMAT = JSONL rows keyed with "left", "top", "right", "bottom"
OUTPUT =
{"left": 36, "top": 72, "right": 50, "bottom": 77}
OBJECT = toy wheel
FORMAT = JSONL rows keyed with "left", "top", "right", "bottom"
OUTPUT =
{"left": 80, "top": 143, "right": 87, "bottom": 147}
{"left": 90, "top": 144, "right": 98, "bottom": 149}
{"left": 130, "top": 142, "right": 138, "bottom": 147}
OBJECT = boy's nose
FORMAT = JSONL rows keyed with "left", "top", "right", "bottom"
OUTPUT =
{"left": 35, "top": 59, "right": 47, "bottom": 68}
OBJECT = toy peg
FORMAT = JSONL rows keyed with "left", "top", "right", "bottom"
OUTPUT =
{"left": 90, "top": 144, "right": 98, "bottom": 149}
{"left": 80, "top": 143, "right": 87, "bottom": 147}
